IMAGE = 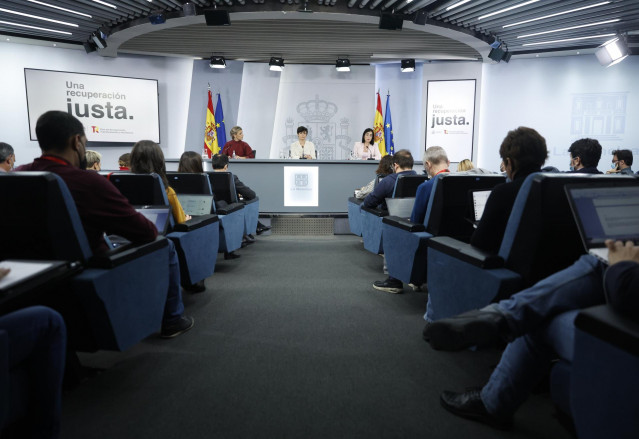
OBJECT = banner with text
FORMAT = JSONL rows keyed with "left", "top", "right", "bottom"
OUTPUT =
{"left": 24, "top": 69, "right": 160, "bottom": 143}
{"left": 425, "top": 79, "right": 476, "bottom": 162}
{"left": 284, "top": 166, "right": 319, "bottom": 207}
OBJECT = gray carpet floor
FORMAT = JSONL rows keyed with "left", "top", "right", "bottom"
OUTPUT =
{"left": 62, "top": 235, "right": 573, "bottom": 439}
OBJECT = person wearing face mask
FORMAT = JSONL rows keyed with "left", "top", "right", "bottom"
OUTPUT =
{"left": 606, "top": 149, "right": 634, "bottom": 175}
{"left": 567, "top": 138, "right": 603, "bottom": 174}
{"left": 0, "top": 142, "right": 15, "bottom": 172}
{"left": 15, "top": 111, "right": 194, "bottom": 339}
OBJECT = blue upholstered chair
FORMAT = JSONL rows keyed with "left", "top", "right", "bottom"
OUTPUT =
{"left": 347, "top": 197, "right": 364, "bottom": 236}
{"left": 0, "top": 172, "right": 170, "bottom": 351}
{"left": 550, "top": 305, "right": 639, "bottom": 439}
{"left": 425, "top": 174, "right": 629, "bottom": 321}
{"left": 206, "top": 172, "right": 250, "bottom": 250}
{"left": 207, "top": 171, "right": 259, "bottom": 236}
{"left": 108, "top": 173, "right": 220, "bottom": 285}
{"left": 382, "top": 174, "right": 505, "bottom": 286}
{"left": 361, "top": 174, "right": 429, "bottom": 254}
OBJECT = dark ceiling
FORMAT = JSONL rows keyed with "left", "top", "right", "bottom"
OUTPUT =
{"left": 1, "top": 0, "right": 638, "bottom": 63}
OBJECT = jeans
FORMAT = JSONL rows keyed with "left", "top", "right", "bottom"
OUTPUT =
{"left": 164, "top": 240, "right": 185, "bottom": 325}
{"left": 1, "top": 306, "right": 66, "bottom": 439}
{"left": 479, "top": 254, "right": 607, "bottom": 417}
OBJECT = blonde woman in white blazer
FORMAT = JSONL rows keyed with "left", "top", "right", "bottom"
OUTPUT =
{"left": 352, "top": 128, "right": 382, "bottom": 160}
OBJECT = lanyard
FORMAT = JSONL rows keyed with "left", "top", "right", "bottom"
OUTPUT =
{"left": 40, "top": 155, "right": 70, "bottom": 166}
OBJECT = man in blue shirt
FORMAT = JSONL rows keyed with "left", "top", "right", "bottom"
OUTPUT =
{"left": 606, "top": 149, "right": 634, "bottom": 175}
{"left": 372, "top": 147, "right": 449, "bottom": 294}
{"left": 410, "top": 146, "right": 450, "bottom": 224}
{"left": 363, "top": 149, "right": 415, "bottom": 210}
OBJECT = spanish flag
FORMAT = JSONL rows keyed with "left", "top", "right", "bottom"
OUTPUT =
{"left": 204, "top": 90, "right": 219, "bottom": 158}
{"left": 373, "top": 92, "right": 387, "bottom": 157}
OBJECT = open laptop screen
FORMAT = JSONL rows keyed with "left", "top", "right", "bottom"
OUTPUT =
{"left": 470, "top": 189, "right": 492, "bottom": 222}
{"left": 134, "top": 206, "right": 171, "bottom": 235}
{"left": 566, "top": 184, "right": 639, "bottom": 247}
{"left": 177, "top": 194, "right": 214, "bottom": 216}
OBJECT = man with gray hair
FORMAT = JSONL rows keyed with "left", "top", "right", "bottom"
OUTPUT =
{"left": 0, "top": 142, "right": 15, "bottom": 172}
{"left": 410, "top": 146, "right": 450, "bottom": 225}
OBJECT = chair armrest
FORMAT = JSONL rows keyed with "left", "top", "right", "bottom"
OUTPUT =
{"left": 216, "top": 203, "right": 245, "bottom": 215}
{"left": 428, "top": 236, "right": 504, "bottom": 269}
{"left": 382, "top": 215, "right": 425, "bottom": 232}
{"left": 172, "top": 214, "right": 219, "bottom": 232}
{"left": 88, "top": 237, "right": 169, "bottom": 269}
{"left": 575, "top": 305, "right": 639, "bottom": 357}
{"left": 348, "top": 197, "right": 364, "bottom": 205}
{"left": 361, "top": 206, "right": 389, "bottom": 217}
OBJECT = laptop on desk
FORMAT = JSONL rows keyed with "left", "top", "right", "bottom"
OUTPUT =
{"left": 176, "top": 194, "right": 215, "bottom": 217}
{"left": 565, "top": 182, "right": 639, "bottom": 264}
{"left": 135, "top": 205, "right": 171, "bottom": 235}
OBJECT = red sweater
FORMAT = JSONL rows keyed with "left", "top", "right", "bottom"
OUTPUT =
{"left": 17, "top": 156, "right": 157, "bottom": 253}
{"left": 222, "top": 140, "right": 255, "bottom": 158}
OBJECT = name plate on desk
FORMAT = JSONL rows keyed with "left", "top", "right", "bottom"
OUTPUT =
{"left": 284, "top": 166, "right": 318, "bottom": 207}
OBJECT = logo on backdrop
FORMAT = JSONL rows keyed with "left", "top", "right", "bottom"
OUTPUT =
{"left": 280, "top": 95, "right": 352, "bottom": 160}
{"left": 295, "top": 174, "right": 309, "bottom": 187}
{"left": 571, "top": 92, "right": 627, "bottom": 141}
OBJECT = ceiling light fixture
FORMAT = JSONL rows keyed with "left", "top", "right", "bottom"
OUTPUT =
{"left": 90, "top": 31, "right": 107, "bottom": 49}
{"left": 478, "top": 0, "right": 539, "bottom": 20}
{"left": 0, "top": 7, "right": 78, "bottom": 27}
{"left": 401, "top": 59, "right": 416, "bottom": 72}
{"left": 26, "top": 0, "right": 92, "bottom": 18}
{"left": 209, "top": 56, "right": 226, "bottom": 69}
{"left": 269, "top": 57, "right": 284, "bottom": 71}
{"left": 336, "top": 58, "right": 351, "bottom": 72}
{"left": 517, "top": 19, "right": 620, "bottom": 39}
{"left": 522, "top": 33, "right": 615, "bottom": 46}
{"left": 148, "top": 11, "right": 166, "bottom": 24}
{"left": 447, "top": 0, "right": 472, "bottom": 11}
{"left": 595, "top": 36, "right": 629, "bottom": 67}
{"left": 503, "top": 2, "right": 610, "bottom": 28}
{"left": 0, "top": 20, "right": 72, "bottom": 35}
{"left": 92, "top": 0, "right": 117, "bottom": 9}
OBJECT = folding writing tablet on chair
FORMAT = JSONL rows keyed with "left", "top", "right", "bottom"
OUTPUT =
{"left": 176, "top": 194, "right": 215, "bottom": 217}
{"left": 565, "top": 182, "right": 639, "bottom": 264}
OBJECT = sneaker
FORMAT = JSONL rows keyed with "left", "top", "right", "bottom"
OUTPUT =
{"left": 161, "top": 315, "right": 194, "bottom": 339}
{"left": 183, "top": 280, "right": 206, "bottom": 293}
{"left": 224, "top": 251, "right": 241, "bottom": 260}
{"left": 373, "top": 277, "right": 403, "bottom": 294}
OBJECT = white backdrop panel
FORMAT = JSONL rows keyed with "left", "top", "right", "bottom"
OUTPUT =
{"left": 269, "top": 65, "right": 375, "bottom": 160}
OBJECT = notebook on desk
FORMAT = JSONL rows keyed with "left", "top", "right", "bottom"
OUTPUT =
{"left": 0, "top": 260, "right": 72, "bottom": 295}
{"left": 176, "top": 194, "right": 214, "bottom": 217}
{"left": 565, "top": 182, "right": 639, "bottom": 264}
{"left": 385, "top": 197, "right": 416, "bottom": 219}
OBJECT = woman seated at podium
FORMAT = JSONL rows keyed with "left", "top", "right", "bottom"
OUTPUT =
{"left": 130, "top": 140, "right": 191, "bottom": 223}
{"left": 290, "top": 126, "right": 316, "bottom": 159}
{"left": 352, "top": 128, "right": 382, "bottom": 160}
{"left": 222, "top": 126, "right": 255, "bottom": 159}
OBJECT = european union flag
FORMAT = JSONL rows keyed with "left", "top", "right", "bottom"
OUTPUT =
{"left": 215, "top": 94, "right": 227, "bottom": 148}
{"left": 384, "top": 94, "right": 394, "bottom": 155}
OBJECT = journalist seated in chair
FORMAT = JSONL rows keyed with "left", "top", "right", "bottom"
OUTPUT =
{"left": 16, "top": 111, "right": 193, "bottom": 338}
{"left": 363, "top": 149, "right": 415, "bottom": 211}
{"left": 222, "top": 126, "right": 255, "bottom": 159}
{"left": 424, "top": 240, "right": 639, "bottom": 431}
{"left": 178, "top": 151, "right": 204, "bottom": 173}
{"left": 606, "top": 149, "right": 634, "bottom": 175}
{"left": 130, "top": 140, "right": 192, "bottom": 224}
{"left": 85, "top": 149, "right": 101, "bottom": 171}
{"left": 0, "top": 142, "right": 16, "bottom": 172}
{"left": 372, "top": 146, "right": 449, "bottom": 294}
{"left": 352, "top": 128, "right": 382, "bottom": 160}
{"left": 118, "top": 152, "right": 131, "bottom": 171}
{"left": 354, "top": 155, "right": 394, "bottom": 200}
{"left": 290, "top": 126, "right": 316, "bottom": 160}
{"left": 212, "top": 153, "right": 270, "bottom": 237}
{"left": 567, "top": 138, "right": 602, "bottom": 174}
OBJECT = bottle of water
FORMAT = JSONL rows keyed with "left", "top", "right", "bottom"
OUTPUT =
{"left": 232, "top": 150, "right": 236, "bottom": 159}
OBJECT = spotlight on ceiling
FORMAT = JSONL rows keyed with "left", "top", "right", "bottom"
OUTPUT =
{"left": 90, "top": 31, "right": 107, "bottom": 49}
{"left": 379, "top": 13, "right": 403, "bottom": 31}
{"left": 595, "top": 36, "right": 629, "bottom": 67}
{"left": 336, "top": 58, "right": 351, "bottom": 72}
{"left": 204, "top": 9, "right": 231, "bottom": 26}
{"left": 209, "top": 56, "right": 226, "bottom": 69}
{"left": 269, "top": 57, "right": 284, "bottom": 72}
{"left": 83, "top": 41, "right": 97, "bottom": 54}
{"left": 488, "top": 47, "right": 511, "bottom": 63}
{"left": 401, "top": 59, "right": 415, "bottom": 72}
{"left": 182, "top": 2, "right": 197, "bottom": 16}
{"left": 149, "top": 11, "right": 166, "bottom": 25}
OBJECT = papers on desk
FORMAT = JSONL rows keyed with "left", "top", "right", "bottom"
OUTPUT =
{"left": 0, "top": 260, "right": 57, "bottom": 291}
